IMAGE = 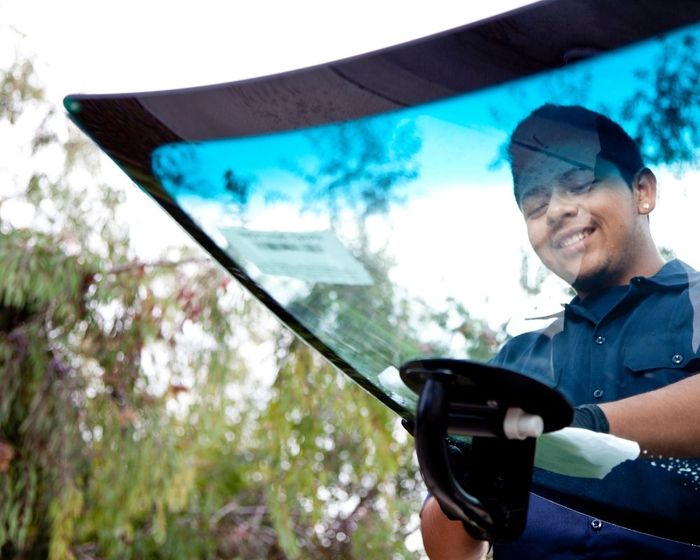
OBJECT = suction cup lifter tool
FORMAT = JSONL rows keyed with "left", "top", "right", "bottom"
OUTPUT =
{"left": 399, "top": 359, "right": 573, "bottom": 542}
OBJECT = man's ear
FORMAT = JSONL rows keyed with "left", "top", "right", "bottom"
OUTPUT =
{"left": 634, "top": 168, "right": 657, "bottom": 215}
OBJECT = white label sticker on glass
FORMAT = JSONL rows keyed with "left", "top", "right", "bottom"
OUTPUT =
{"left": 221, "top": 228, "right": 373, "bottom": 286}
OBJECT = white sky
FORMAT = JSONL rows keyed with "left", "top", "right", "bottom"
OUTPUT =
{"left": 4, "top": 0, "right": 533, "bottom": 97}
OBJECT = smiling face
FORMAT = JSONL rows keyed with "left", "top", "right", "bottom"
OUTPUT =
{"left": 520, "top": 162, "right": 659, "bottom": 295}
{"left": 510, "top": 105, "right": 665, "bottom": 296}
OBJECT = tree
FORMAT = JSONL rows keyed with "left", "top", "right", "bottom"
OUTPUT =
{"left": 621, "top": 32, "right": 700, "bottom": 174}
{"left": 295, "top": 118, "right": 422, "bottom": 225}
{"left": 0, "top": 39, "right": 422, "bottom": 560}
{"left": 488, "top": 27, "right": 700, "bottom": 177}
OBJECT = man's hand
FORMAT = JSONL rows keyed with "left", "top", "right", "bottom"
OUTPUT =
{"left": 420, "top": 496, "right": 489, "bottom": 560}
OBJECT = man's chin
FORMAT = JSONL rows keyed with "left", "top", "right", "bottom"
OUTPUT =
{"left": 570, "top": 269, "right": 617, "bottom": 295}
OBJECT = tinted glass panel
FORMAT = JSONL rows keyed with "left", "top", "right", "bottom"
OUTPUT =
{"left": 147, "top": 23, "right": 700, "bottom": 541}
{"left": 65, "top": 4, "right": 700, "bottom": 544}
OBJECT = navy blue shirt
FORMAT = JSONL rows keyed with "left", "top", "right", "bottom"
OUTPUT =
{"left": 490, "top": 259, "right": 700, "bottom": 557}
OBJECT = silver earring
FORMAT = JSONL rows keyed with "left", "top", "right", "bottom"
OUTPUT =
{"left": 642, "top": 203, "right": 650, "bottom": 210}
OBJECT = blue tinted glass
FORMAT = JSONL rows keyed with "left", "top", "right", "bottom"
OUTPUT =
{"left": 151, "top": 22, "right": 700, "bottom": 535}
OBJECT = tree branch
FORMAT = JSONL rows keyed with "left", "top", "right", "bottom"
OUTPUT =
{"left": 104, "top": 256, "right": 211, "bottom": 276}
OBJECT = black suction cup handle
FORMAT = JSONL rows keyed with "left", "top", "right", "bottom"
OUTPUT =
{"left": 406, "top": 360, "right": 563, "bottom": 542}
{"left": 415, "top": 373, "right": 498, "bottom": 540}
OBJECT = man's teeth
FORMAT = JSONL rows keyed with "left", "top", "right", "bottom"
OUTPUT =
{"left": 560, "top": 231, "right": 589, "bottom": 248}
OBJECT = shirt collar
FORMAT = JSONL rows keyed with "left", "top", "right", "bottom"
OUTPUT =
{"left": 567, "top": 259, "right": 700, "bottom": 303}
{"left": 563, "top": 259, "right": 699, "bottom": 321}
{"left": 631, "top": 258, "right": 700, "bottom": 290}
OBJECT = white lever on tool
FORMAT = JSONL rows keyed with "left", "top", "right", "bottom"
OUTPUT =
{"left": 503, "top": 407, "right": 544, "bottom": 440}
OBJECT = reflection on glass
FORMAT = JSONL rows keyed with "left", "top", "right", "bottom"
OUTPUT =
{"left": 151, "top": 22, "right": 700, "bottom": 540}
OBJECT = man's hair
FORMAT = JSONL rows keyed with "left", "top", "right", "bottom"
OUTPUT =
{"left": 508, "top": 104, "right": 645, "bottom": 206}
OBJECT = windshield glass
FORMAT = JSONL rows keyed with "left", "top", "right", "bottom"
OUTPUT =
{"left": 148, "top": 22, "right": 700, "bottom": 539}
{"left": 153, "top": 26, "right": 696, "bottom": 393}
{"left": 66, "top": 11, "right": 700, "bottom": 544}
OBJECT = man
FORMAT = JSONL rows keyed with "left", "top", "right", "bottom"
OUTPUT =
{"left": 421, "top": 104, "right": 700, "bottom": 559}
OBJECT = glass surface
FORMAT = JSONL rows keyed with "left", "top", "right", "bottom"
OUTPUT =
{"left": 149, "top": 22, "right": 700, "bottom": 538}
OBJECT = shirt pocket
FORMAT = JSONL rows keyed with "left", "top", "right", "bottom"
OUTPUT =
{"left": 623, "top": 333, "right": 700, "bottom": 393}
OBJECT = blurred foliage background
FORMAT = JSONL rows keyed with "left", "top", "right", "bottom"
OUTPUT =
{"left": 0, "top": 41, "right": 428, "bottom": 560}
{"left": 9, "top": 14, "right": 694, "bottom": 559}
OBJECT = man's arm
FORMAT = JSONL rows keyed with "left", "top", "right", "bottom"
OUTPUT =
{"left": 420, "top": 497, "right": 489, "bottom": 560}
{"left": 600, "top": 373, "right": 700, "bottom": 456}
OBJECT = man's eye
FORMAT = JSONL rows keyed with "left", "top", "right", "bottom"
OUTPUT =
{"left": 568, "top": 180, "right": 596, "bottom": 195}
{"left": 524, "top": 201, "right": 547, "bottom": 219}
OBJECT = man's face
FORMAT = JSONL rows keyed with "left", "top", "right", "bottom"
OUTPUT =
{"left": 520, "top": 162, "right": 643, "bottom": 294}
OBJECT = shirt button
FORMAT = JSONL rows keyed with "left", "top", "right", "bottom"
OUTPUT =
{"left": 594, "top": 336, "right": 606, "bottom": 345}
{"left": 672, "top": 354, "right": 683, "bottom": 364}
{"left": 593, "top": 389, "right": 604, "bottom": 399}
{"left": 590, "top": 519, "right": 603, "bottom": 531}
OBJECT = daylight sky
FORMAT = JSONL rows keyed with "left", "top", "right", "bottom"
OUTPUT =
{"left": 3, "top": 1, "right": 532, "bottom": 96}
